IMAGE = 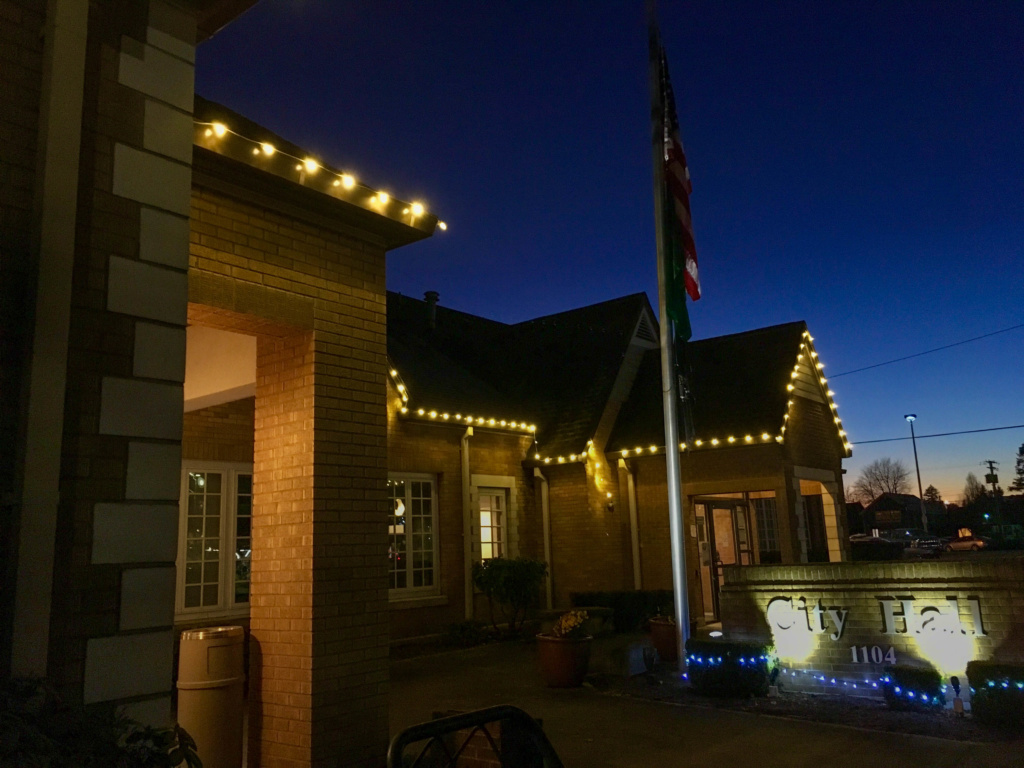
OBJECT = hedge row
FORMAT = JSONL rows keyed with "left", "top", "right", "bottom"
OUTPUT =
{"left": 569, "top": 590, "right": 674, "bottom": 632}
{"left": 967, "top": 661, "right": 1024, "bottom": 731}
{"left": 684, "top": 638, "right": 777, "bottom": 697}
{"left": 881, "top": 665, "right": 944, "bottom": 711}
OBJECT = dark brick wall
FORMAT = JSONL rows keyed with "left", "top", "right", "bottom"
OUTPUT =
{"left": 0, "top": 0, "right": 47, "bottom": 680}
{"left": 46, "top": 0, "right": 163, "bottom": 700}
{"left": 786, "top": 395, "right": 844, "bottom": 471}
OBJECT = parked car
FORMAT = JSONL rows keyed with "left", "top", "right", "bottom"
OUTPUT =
{"left": 906, "top": 536, "right": 943, "bottom": 558}
{"left": 880, "top": 529, "right": 929, "bottom": 548}
{"left": 944, "top": 534, "right": 988, "bottom": 552}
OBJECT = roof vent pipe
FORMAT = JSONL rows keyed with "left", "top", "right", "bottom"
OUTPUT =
{"left": 424, "top": 291, "right": 439, "bottom": 329}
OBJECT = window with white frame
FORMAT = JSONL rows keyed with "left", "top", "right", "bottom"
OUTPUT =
{"left": 752, "top": 495, "right": 781, "bottom": 564}
{"left": 478, "top": 489, "right": 505, "bottom": 560}
{"left": 388, "top": 475, "right": 438, "bottom": 596}
{"left": 176, "top": 463, "right": 253, "bottom": 618}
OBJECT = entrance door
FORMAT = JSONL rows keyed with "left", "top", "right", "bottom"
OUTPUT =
{"left": 698, "top": 500, "right": 754, "bottom": 620}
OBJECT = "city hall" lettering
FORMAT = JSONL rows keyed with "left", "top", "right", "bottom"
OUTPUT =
{"left": 766, "top": 596, "right": 986, "bottom": 641}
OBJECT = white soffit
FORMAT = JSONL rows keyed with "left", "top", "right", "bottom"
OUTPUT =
{"left": 183, "top": 325, "right": 256, "bottom": 412}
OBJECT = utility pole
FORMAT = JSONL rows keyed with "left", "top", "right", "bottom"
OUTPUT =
{"left": 982, "top": 460, "right": 1001, "bottom": 529}
{"left": 904, "top": 415, "right": 928, "bottom": 533}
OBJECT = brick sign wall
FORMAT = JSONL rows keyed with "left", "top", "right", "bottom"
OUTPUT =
{"left": 719, "top": 555, "right": 1024, "bottom": 695}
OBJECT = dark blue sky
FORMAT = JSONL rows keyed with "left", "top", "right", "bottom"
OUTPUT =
{"left": 197, "top": 1, "right": 1024, "bottom": 500}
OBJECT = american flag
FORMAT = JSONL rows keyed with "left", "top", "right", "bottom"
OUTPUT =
{"left": 659, "top": 47, "right": 701, "bottom": 304}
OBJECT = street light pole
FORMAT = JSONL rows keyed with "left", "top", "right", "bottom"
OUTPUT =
{"left": 904, "top": 414, "right": 928, "bottom": 533}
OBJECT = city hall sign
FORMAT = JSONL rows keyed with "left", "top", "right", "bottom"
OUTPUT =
{"left": 766, "top": 596, "right": 987, "bottom": 640}
{"left": 765, "top": 595, "right": 986, "bottom": 667}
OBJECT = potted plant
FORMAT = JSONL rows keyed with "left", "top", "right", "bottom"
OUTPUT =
{"left": 536, "top": 609, "right": 592, "bottom": 687}
{"left": 648, "top": 614, "right": 678, "bottom": 663}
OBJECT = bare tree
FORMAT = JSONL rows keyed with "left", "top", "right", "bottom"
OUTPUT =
{"left": 851, "top": 458, "right": 911, "bottom": 503}
{"left": 963, "top": 472, "right": 988, "bottom": 506}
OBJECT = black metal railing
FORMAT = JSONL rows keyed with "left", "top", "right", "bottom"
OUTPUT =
{"left": 387, "top": 705, "right": 563, "bottom": 768}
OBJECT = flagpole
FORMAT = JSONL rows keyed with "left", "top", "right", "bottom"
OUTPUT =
{"left": 647, "top": 0, "right": 690, "bottom": 665}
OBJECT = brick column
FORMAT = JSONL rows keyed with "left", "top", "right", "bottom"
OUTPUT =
{"left": 251, "top": 324, "right": 389, "bottom": 768}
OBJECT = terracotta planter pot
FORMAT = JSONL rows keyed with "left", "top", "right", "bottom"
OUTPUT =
{"left": 648, "top": 617, "right": 679, "bottom": 663}
{"left": 536, "top": 633, "right": 592, "bottom": 688}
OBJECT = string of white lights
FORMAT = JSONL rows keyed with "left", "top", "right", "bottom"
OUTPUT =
{"left": 195, "top": 120, "right": 447, "bottom": 231}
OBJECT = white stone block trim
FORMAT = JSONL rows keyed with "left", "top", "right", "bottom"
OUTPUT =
{"left": 99, "top": 377, "right": 183, "bottom": 439}
{"left": 147, "top": 27, "right": 194, "bottom": 64}
{"left": 120, "top": 567, "right": 176, "bottom": 630}
{"left": 126, "top": 441, "right": 182, "bottom": 500}
{"left": 83, "top": 630, "right": 174, "bottom": 703}
{"left": 134, "top": 321, "right": 186, "bottom": 381}
{"left": 108, "top": 255, "right": 187, "bottom": 324}
{"left": 143, "top": 99, "right": 193, "bottom": 164}
{"left": 139, "top": 207, "right": 190, "bottom": 269}
{"left": 93, "top": 503, "right": 179, "bottom": 564}
{"left": 118, "top": 40, "right": 194, "bottom": 111}
{"left": 112, "top": 143, "right": 191, "bottom": 216}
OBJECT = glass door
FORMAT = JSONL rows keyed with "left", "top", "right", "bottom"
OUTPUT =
{"left": 700, "top": 499, "right": 755, "bottom": 620}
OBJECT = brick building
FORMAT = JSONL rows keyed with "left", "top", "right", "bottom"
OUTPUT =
{"left": 181, "top": 286, "right": 852, "bottom": 644}
{"left": 2, "top": 3, "right": 439, "bottom": 766}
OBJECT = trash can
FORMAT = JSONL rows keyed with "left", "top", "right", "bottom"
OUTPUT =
{"left": 177, "top": 626, "right": 245, "bottom": 768}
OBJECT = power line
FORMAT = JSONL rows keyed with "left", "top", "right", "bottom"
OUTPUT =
{"left": 831, "top": 323, "right": 1024, "bottom": 378}
{"left": 851, "top": 423, "right": 1024, "bottom": 446}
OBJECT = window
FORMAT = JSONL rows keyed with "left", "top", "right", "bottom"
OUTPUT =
{"left": 388, "top": 475, "right": 438, "bottom": 595}
{"left": 752, "top": 496, "right": 781, "bottom": 564}
{"left": 478, "top": 489, "right": 505, "bottom": 560}
{"left": 176, "top": 463, "right": 253, "bottom": 618}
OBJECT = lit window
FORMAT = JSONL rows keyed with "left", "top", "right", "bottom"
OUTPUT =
{"left": 478, "top": 489, "right": 506, "bottom": 560}
{"left": 177, "top": 464, "right": 252, "bottom": 617}
{"left": 388, "top": 475, "right": 438, "bottom": 595}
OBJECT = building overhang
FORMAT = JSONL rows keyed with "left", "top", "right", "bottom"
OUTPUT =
{"left": 192, "top": 146, "right": 436, "bottom": 251}
{"left": 195, "top": 0, "right": 261, "bottom": 43}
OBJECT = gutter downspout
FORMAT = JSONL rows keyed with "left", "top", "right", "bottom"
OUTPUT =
{"left": 619, "top": 459, "right": 642, "bottom": 590}
{"left": 533, "top": 468, "right": 553, "bottom": 609}
{"left": 461, "top": 427, "right": 474, "bottom": 620}
{"left": 11, "top": 0, "right": 88, "bottom": 676}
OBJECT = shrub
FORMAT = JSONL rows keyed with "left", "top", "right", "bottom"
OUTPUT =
{"left": 684, "top": 638, "right": 776, "bottom": 697}
{"left": 570, "top": 590, "right": 674, "bottom": 632}
{"left": 966, "top": 661, "right": 1024, "bottom": 730}
{"left": 471, "top": 557, "right": 547, "bottom": 637}
{"left": 881, "top": 664, "right": 944, "bottom": 711}
{"left": 0, "top": 677, "right": 201, "bottom": 767}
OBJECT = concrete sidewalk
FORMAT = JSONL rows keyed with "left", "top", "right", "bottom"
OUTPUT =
{"left": 390, "top": 638, "right": 1019, "bottom": 768}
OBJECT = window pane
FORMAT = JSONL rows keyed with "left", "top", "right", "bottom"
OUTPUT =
{"left": 184, "top": 585, "right": 201, "bottom": 607}
{"left": 185, "top": 563, "right": 201, "bottom": 584}
{"left": 754, "top": 496, "right": 782, "bottom": 564}
{"left": 234, "top": 473, "right": 252, "bottom": 605}
{"left": 187, "top": 517, "right": 202, "bottom": 537}
{"left": 202, "top": 584, "right": 218, "bottom": 606}
{"left": 205, "top": 473, "right": 221, "bottom": 493}
{"left": 389, "top": 476, "right": 435, "bottom": 593}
